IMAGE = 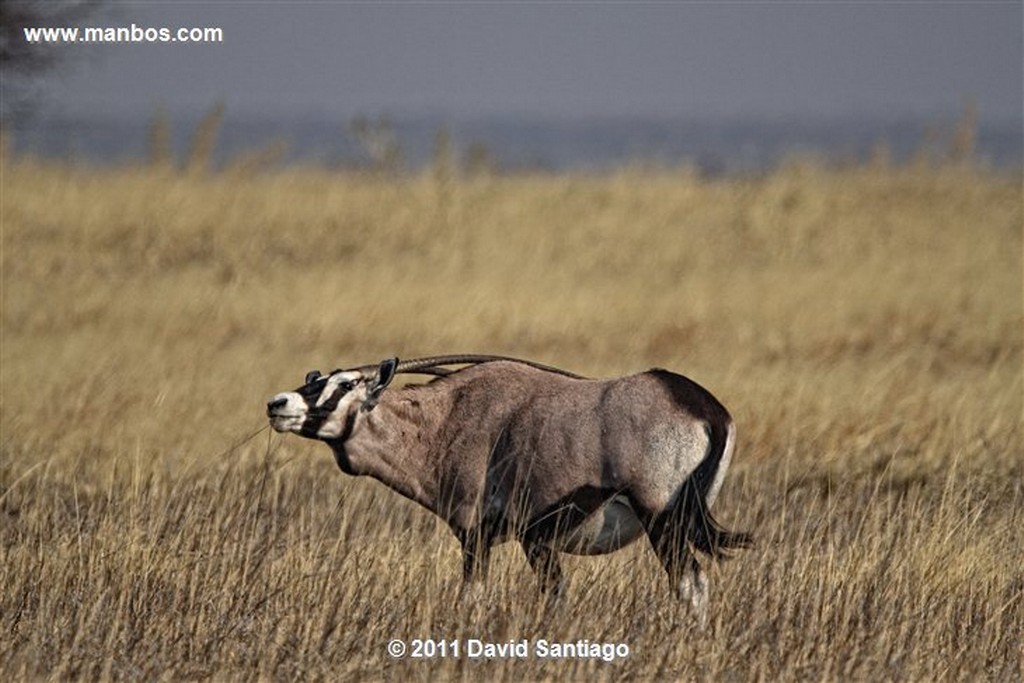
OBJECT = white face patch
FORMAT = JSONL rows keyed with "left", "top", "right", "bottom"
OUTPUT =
{"left": 316, "top": 370, "right": 363, "bottom": 408}
{"left": 267, "top": 391, "right": 308, "bottom": 433}
{"left": 313, "top": 387, "right": 367, "bottom": 439}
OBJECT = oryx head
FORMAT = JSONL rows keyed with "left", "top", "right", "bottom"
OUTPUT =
{"left": 266, "top": 357, "right": 398, "bottom": 440}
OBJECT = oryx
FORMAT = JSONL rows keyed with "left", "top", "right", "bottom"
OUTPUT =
{"left": 267, "top": 355, "right": 751, "bottom": 623}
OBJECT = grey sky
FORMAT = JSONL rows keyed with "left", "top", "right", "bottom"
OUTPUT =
{"left": 40, "top": 2, "right": 1024, "bottom": 122}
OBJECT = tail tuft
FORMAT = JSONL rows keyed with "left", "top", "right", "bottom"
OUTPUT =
{"left": 690, "top": 504, "right": 754, "bottom": 560}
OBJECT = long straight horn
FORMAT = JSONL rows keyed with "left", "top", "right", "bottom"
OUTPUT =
{"left": 394, "top": 355, "right": 586, "bottom": 379}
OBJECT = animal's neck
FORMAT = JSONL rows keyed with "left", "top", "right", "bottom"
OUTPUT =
{"left": 332, "top": 389, "right": 446, "bottom": 515}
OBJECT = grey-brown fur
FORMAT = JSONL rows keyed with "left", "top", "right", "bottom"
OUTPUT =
{"left": 267, "top": 356, "right": 751, "bottom": 623}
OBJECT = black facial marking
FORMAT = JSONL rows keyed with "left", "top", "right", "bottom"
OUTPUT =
{"left": 298, "top": 373, "right": 358, "bottom": 439}
{"left": 299, "top": 417, "right": 321, "bottom": 439}
{"left": 295, "top": 376, "right": 328, "bottom": 400}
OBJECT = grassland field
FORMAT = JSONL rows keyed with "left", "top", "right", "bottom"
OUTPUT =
{"left": 1, "top": 149, "right": 1021, "bottom": 681}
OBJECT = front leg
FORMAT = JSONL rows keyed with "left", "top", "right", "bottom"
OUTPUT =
{"left": 457, "top": 527, "right": 493, "bottom": 594}
{"left": 522, "top": 541, "right": 566, "bottom": 600}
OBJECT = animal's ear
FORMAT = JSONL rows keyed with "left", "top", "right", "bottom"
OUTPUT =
{"left": 376, "top": 357, "right": 398, "bottom": 390}
{"left": 362, "top": 357, "right": 398, "bottom": 412}
{"left": 304, "top": 370, "right": 322, "bottom": 384}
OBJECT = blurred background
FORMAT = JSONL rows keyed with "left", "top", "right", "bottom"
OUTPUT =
{"left": 4, "top": 2, "right": 1022, "bottom": 172}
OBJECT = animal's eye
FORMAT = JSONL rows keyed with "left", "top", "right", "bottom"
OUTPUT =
{"left": 339, "top": 381, "right": 354, "bottom": 392}
{"left": 305, "top": 370, "right": 322, "bottom": 384}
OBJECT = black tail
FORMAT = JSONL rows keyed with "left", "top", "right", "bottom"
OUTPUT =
{"left": 689, "top": 496, "right": 754, "bottom": 558}
{"left": 680, "top": 421, "right": 753, "bottom": 559}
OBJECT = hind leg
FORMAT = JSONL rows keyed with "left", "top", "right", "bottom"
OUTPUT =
{"left": 522, "top": 541, "right": 566, "bottom": 599}
{"left": 643, "top": 508, "right": 710, "bottom": 629}
{"left": 677, "top": 554, "right": 709, "bottom": 628}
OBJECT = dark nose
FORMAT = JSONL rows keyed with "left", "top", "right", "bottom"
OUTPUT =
{"left": 267, "top": 397, "right": 288, "bottom": 414}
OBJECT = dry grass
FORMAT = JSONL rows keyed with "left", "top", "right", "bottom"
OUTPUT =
{"left": 1, "top": 154, "right": 1021, "bottom": 681}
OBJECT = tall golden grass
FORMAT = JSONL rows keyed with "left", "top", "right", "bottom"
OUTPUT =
{"left": 1, "top": 149, "right": 1021, "bottom": 680}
